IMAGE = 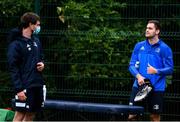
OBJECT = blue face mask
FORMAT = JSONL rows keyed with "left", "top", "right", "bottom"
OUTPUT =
{"left": 33, "top": 26, "right": 41, "bottom": 34}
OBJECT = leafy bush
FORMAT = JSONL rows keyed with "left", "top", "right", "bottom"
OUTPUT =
{"left": 54, "top": 0, "right": 145, "bottom": 90}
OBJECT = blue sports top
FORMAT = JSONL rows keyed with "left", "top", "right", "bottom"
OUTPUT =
{"left": 129, "top": 39, "right": 173, "bottom": 91}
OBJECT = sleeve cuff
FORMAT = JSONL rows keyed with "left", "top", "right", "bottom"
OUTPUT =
{"left": 156, "top": 69, "right": 160, "bottom": 75}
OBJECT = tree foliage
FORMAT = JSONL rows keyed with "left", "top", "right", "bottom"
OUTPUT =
{"left": 54, "top": 0, "right": 145, "bottom": 90}
{"left": 0, "top": 0, "right": 33, "bottom": 17}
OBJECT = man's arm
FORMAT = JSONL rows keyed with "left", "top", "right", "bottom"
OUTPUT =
{"left": 129, "top": 43, "right": 140, "bottom": 77}
{"left": 147, "top": 46, "right": 173, "bottom": 76}
{"left": 129, "top": 43, "right": 145, "bottom": 85}
{"left": 7, "top": 41, "right": 23, "bottom": 94}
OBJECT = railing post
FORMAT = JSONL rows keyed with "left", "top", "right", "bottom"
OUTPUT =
{"left": 35, "top": 0, "right": 40, "bottom": 15}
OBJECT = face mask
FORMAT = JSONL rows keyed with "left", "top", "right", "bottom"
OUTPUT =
{"left": 33, "top": 26, "right": 41, "bottom": 34}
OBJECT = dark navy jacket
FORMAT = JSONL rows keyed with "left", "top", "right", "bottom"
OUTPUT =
{"left": 129, "top": 39, "right": 173, "bottom": 91}
{"left": 7, "top": 29, "right": 44, "bottom": 94}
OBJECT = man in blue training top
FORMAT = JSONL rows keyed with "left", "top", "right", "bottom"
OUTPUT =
{"left": 128, "top": 20, "right": 173, "bottom": 121}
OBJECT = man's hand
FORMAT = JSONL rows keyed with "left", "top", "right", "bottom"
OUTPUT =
{"left": 136, "top": 73, "right": 145, "bottom": 86}
{"left": 37, "top": 62, "right": 44, "bottom": 72}
{"left": 17, "top": 91, "right": 27, "bottom": 101}
{"left": 147, "top": 63, "right": 157, "bottom": 74}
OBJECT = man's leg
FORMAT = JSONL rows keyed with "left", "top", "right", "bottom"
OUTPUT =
{"left": 150, "top": 114, "right": 160, "bottom": 122}
{"left": 13, "top": 111, "right": 25, "bottom": 122}
{"left": 128, "top": 114, "right": 138, "bottom": 121}
{"left": 23, "top": 112, "right": 36, "bottom": 121}
{"left": 22, "top": 87, "right": 43, "bottom": 121}
{"left": 128, "top": 87, "right": 140, "bottom": 121}
{"left": 148, "top": 91, "right": 164, "bottom": 122}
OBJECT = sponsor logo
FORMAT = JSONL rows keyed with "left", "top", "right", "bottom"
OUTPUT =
{"left": 27, "top": 44, "right": 31, "bottom": 51}
{"left": 15, "top": 102, "right": 26, "bottom": 107}
{"left": 140, "top": 46, "right": 145, "bottom": 51}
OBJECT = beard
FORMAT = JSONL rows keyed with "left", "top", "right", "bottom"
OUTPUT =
{"left": 145, "top": 33, "right": 155, "bottom": 39}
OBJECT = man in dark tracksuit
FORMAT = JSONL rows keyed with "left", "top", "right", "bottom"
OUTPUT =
{"left": 7, "top": 12, "right": 45, "bottom": 121}
{"left": 128, "top": 20, "right": 173, "bottom": 121}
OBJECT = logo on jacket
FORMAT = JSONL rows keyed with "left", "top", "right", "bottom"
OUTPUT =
{"left": 27, "top": 44, "right": 31, "bottom": 51}
{"left": 140, "top": 46, "right": 145, "bottom": 51}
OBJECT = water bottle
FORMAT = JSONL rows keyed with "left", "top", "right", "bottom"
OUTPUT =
{"left": 43, "top": 85, "right": 46, "bottom": 101}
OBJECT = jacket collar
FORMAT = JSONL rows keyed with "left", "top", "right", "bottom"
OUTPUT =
{"left": 146, "top": 39, "right": 161, "bottom": 47}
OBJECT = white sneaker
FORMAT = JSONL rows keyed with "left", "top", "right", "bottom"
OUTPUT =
{"left": 134, "top": 85, "right": 152, "bottom": 102}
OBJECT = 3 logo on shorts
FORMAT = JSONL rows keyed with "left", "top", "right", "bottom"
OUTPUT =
{"left": 153, "top": 104, "right": 159, "bottom": 110}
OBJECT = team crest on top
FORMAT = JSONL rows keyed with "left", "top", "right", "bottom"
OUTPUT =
{"left": 155, "top": 48, "right": 160, "bottom": 53}
{"left": 33, "top": 42, "right": 38, "bottom": 47}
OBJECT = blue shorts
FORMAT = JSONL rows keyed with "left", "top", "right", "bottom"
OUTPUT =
{"left": 129, "top": 87, "right": 164, "bottom": 114}
{"left": 14, "top": 87, "right": 44, "bottom": 112}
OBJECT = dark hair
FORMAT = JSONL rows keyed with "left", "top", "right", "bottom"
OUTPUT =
{"left": 7, "top": 12, "right": 40, "bottom": 43}
{"left": 19, "top": 12, "right": 40, "bottom": 29}
{"left": 148, "top": 20, "right": 161, "bottom": 30}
